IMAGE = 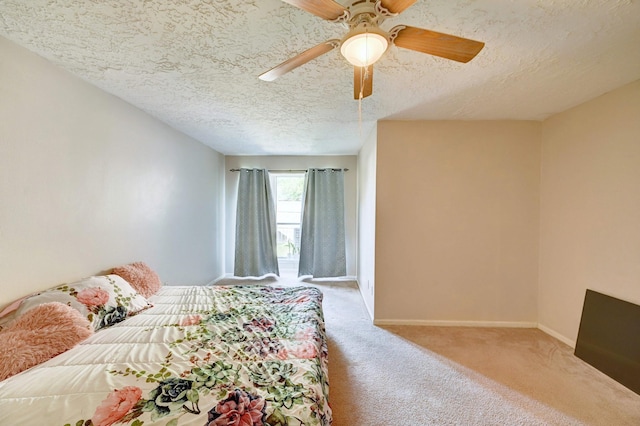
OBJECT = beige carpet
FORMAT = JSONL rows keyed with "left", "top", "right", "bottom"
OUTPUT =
{"left": 215, "top": 275, "right": 640, "bottom": 425}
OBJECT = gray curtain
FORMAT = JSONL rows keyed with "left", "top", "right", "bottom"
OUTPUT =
{"left": 234, "top": 169, "right": 279, "bottom": 277}
{"left": 298, "top": 168, "right": 346, "bottom": 278}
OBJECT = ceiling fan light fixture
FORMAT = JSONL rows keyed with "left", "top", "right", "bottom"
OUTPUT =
{"left": 340, "top": 29, "right": 388, "bottom": 67}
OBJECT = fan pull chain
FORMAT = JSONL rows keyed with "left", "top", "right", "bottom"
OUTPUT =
{"left": 357, "top": 63, "right": 373, "bottom": 143}
{"left": 357, "top": 65, "right": 367, "bottom": 142}
{"left": 358, "top": 95, "right": 363, "bottom": 141}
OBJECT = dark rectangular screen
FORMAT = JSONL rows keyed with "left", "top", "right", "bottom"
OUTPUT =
{"left": 574, "top": 289, "right": 640, "bottom": 395}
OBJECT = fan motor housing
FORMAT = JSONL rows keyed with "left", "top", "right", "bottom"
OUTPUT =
{"left": 343, "top": 0, "right": 392, "bottom": 27}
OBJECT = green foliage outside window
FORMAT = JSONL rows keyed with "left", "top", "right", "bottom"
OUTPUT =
{"left": 277, "top": 176, "right": 304, "bottom": 201}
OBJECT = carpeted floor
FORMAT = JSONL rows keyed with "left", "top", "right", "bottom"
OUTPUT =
{"left": 215, "top": 275, "right": 640, "bottom": 425}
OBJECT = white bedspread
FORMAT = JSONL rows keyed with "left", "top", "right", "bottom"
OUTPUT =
{"left": 0, "top": 285, "right": 332, "bottom": 426}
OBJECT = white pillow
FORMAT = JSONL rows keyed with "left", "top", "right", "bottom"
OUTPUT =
{"left": 13, "top": 275, "right": 152, "bottom": 331}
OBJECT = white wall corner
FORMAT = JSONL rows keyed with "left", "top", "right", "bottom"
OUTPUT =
{"left": 537, "top": 323, "right": 576, "bottom": 348}
{"left": 207, "top": 273, "right": 233, "bottom": 285}
{"left": 358, "top": 286, "right": 375, "bottom": 323}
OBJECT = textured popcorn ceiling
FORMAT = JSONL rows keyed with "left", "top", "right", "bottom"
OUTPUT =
{"left": 1, "top": 0, "right": 639, "bottom": 155}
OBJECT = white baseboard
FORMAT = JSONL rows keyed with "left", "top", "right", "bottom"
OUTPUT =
{"left": 207, "top": 274, "right": 357, "bottom": 285}
{"left": 359, "top": 294, "right": 375, "bottom": 323}
{"left": 302, "top": 275, "right": 358, "bottom": 281}
{"left": 373, "top": 319, "right": 538, "bottom": 328}
{"left": 537, "top": 323, "right": 576, "bottom": 348}
{"left": 373, "top": 318, "right": 577, "bottom": 348}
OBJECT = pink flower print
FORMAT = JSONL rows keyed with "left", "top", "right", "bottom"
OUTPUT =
{"left": 289, "top": 341, "right": 318, "bottom": 359}
{"left": 206, "top": 389, "right": 266, "bottom": 426}
{"left": 92, "top": 386, "right": 142, "bottom": 426}
{"left": 76, "top": 287, "right": 110, "bottom": 307}
{"left": 295, "top": 328, "right": 316, "bottom": 340}
{"left": 243, "top": 317, "right": 275, "bottom": 333}
{"left": 277, "top": 348, "right": 288, "bottom": 360}
{"left": 244, "top": 337, "right": 284, "bottom": 358}
{"left": 180, "top": 314, "right": 202, "bottom": 326}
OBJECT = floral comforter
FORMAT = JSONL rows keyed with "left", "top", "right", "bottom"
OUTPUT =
{"left": 0, "top": 285, "right": 332, "bottom": 426}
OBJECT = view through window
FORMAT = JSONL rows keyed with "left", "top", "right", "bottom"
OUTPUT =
{"left": 272, "top": 173, "right": 305, "bottom": 277}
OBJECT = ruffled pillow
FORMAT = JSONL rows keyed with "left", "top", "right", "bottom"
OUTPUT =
{"left": 0, "top": 302, "right": 93, "bottom": 381}
{"left": 0, "top": 296, "right": 31, "bottom": 331}
{"left": 11, "top": 275, "right": 152, "bottom": 331}
{"left": 111, "top": 262, "right": 162, "bottom": 298}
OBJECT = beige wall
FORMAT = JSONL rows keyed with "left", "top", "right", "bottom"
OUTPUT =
{"left": 375, "top": 121, "right": 541, "bottom": 324}
{"left": 357, "top": 128, "right": 377, "bottom": 318}
{"left": 539, "top": 79, "right": 640, "bottom": 344}
{"left": 0, "top": 37, "right": 226, "bottom": 307}
{"left": 224, "top": 156, "right": 358, "bottom": 277}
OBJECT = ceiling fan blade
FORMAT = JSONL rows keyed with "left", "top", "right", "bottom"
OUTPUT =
{"left": 379, "top": 0, "right": 417, "bottom": 15}
{"left": 354, "top": 66, "right": 373, "bottom": 100}
{"left": 392, "top": 25, "right": 485, "bottom": 63}
{"left": 259, "top": 40, "right": 339, "bottom": 81}
{"left": 280, "top": 0, "right": 349, "bottom": 21}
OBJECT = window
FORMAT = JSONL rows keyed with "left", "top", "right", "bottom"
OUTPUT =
{"left": 272, "top": 173, "right": 305, "bottom": 276}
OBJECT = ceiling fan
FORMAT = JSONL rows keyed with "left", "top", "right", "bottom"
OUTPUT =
{"left": 258, "top": 0, "right": 485, "bottom": 100}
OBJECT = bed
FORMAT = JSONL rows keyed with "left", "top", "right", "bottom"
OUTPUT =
{"left": 0, "top": 279, "right": 332, "bottom": 426}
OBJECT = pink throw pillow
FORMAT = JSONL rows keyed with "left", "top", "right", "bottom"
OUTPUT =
{"left": 0, "top": 302, "right": 93, "bottom": 381}
{"left": 111, "top": 262, "right": 162, "bottom": 298}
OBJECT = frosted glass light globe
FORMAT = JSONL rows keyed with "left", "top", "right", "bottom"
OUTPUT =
{"left": 340, "top": 32, "right": 388, "bottom": 67}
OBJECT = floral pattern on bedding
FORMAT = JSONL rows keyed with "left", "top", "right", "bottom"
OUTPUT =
{"left": 7, "top": 275, "right": 151, "bottom": 331}
{"left": 63, "top": 286, "right": 331, "bottom": 426}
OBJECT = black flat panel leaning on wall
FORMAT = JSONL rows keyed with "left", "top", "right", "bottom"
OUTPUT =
{"left": 574, "top": 289, "right": 640, "bottom": 395}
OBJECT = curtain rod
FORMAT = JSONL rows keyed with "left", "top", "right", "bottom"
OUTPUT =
{"left": 229, "top": 168, "right": 348, "bottom": 172}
